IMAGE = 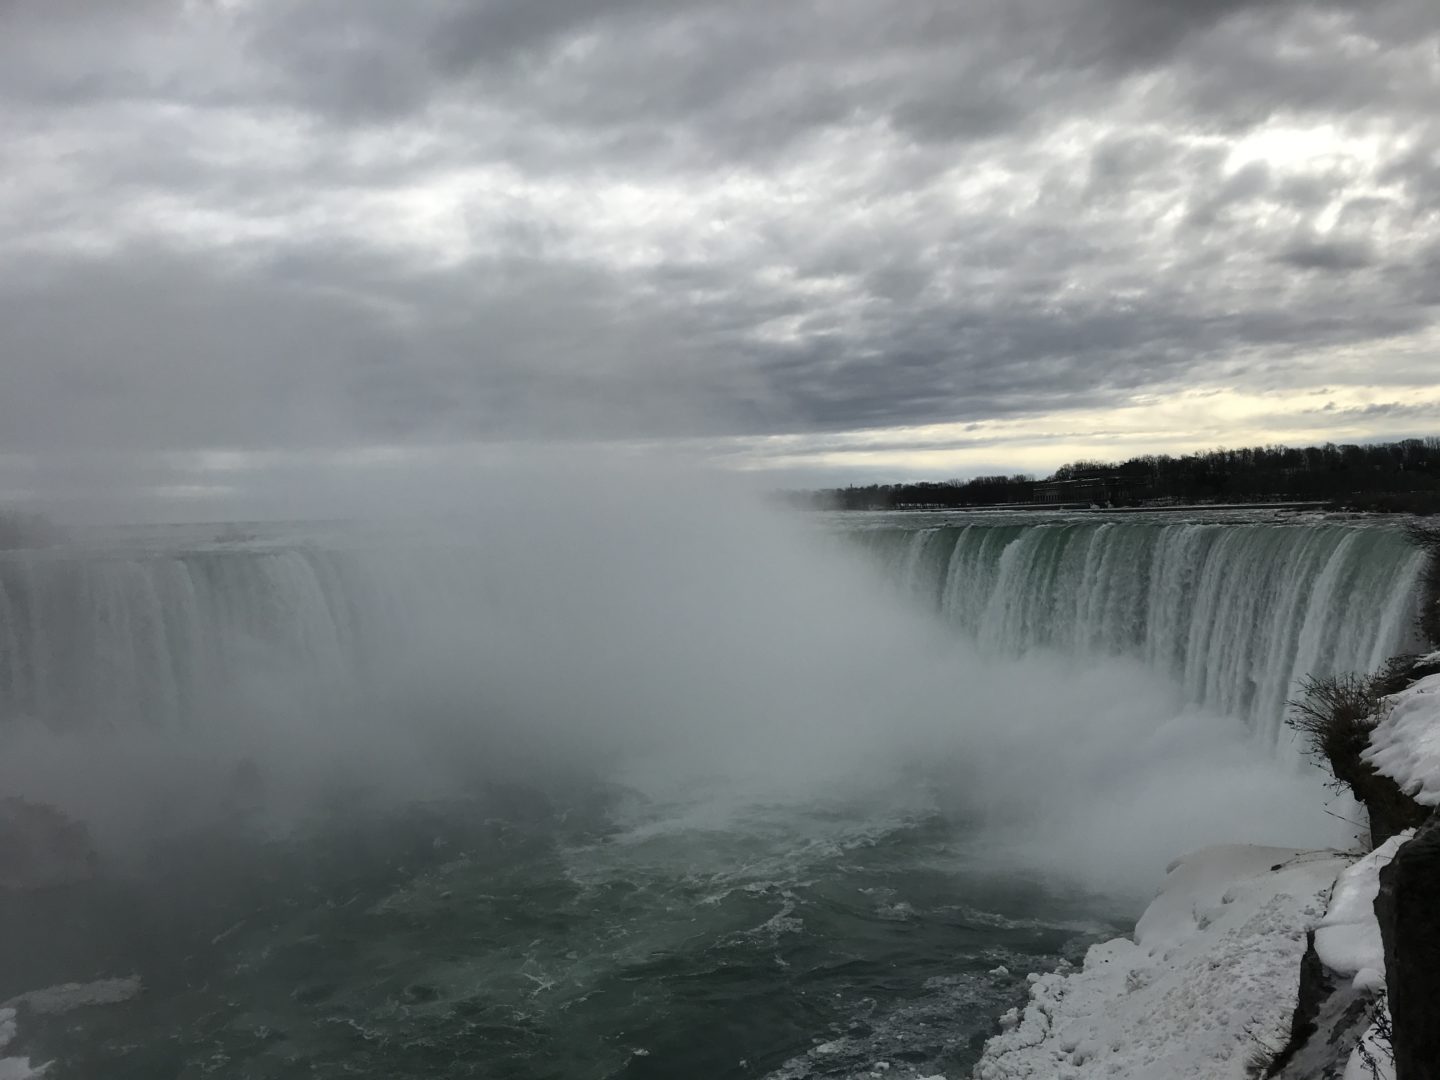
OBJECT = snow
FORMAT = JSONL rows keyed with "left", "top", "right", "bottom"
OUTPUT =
{"left": 1342, "top": 1005, "right": 1395, "bottom": 1080}
{"left": 0, "top": 1006, "right": 43, "bottom": 1080}
{"left": 0, "top": 1058, "right": 45, "bottom": 1080}
{"left": 974, "top": 845, "right": 1348, "bottom": 1080}
{"left": 1314, "top": 831, "right": 1411, "bottom": 991}
{"left": 1363, "top": 671, "right": 1440, "bottom": 806}
{"left": 0, "top": 976, "right": 141, "bottom": 1080}
{"left": 1315, "top": 831, "right": 1410, "bottom": 1080}
{"left": 1, "top": 976, "right": 141, "bottom": 1016}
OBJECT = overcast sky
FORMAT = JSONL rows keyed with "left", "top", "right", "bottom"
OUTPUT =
{"left": 3, "top": 0, "right": 1439, "bottom": 511}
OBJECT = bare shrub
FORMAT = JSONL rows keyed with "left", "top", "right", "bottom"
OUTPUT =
{"left": 1287, "top": 672, "right": 1429, "bottom": 846}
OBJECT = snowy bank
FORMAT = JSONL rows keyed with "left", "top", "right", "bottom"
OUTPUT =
{"left": 1314, "top": 835, "right": 1408, "bottom": 1080}
{"left": 974, "top": 845, "right": 1348, "bottom": 1080}
{"left": 1364, "top": 671, "right": 1440, "bottom": 807}
{"left": 0, "top": 1007, "right": 42, "bottom": 1080}
{"left": 1314, "top": 831, "right": 1410, "bottom": 993}
{"left": 0, "top": 976, "right": 142, "bottom": 1080}
{"left": 1, "top": 977, "right": 141, "bottom": 1017}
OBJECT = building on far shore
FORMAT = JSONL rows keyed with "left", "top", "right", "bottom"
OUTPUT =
{"left": 1033, "top": 474, "right": 1145, "bottom": 506}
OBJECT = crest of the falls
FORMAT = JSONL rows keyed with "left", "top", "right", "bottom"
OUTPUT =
{"left": 0, "top": 515, "right": 1423, "bottom": 751}
{"left": 860, "top": 516, "right": 1425, "bottom": 740}
{"left": 0, "top": 541, "right": 436, "bottom": 732}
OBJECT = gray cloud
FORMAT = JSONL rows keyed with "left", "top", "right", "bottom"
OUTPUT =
{"left": 1276, "top": 237, "right": 1376, "bottom": 272}
{"left": 1, "top": 0, "right": 1437, "bottom": 488}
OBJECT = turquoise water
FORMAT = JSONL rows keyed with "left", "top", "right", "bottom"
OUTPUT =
{"left": 852, "top": 513, "right": 1423, "bottom": 739}
{"left": 2, "top": 784, "right": 1117, "bottom": 1079}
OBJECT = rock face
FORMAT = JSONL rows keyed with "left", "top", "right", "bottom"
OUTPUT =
{"left": 1267, "top": 835, "right": 1412, "bottom": 1080}
{"left": 0, "top": 798, "right": 96, "bottom": 892}
{"left": 1376, "top": 811, "right": 1440, "bottom": 1080}
{"left": 1353, "top": 767, "right": 1429, "bottom": 850}
{"left": 1266, "top": 932, "right": 1372, "bottom": 1079}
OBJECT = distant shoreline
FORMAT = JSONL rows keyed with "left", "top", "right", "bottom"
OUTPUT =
{"left": 817, "top": 500, "right": 1334, "bottom": 513}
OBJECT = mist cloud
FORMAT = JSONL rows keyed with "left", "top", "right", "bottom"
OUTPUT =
{"left": 0, "top": 467, "right": 1352, "bottom": 895}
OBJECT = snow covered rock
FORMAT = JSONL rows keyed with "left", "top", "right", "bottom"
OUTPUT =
{"left": 0, "top": 1007, "right": 44, "bottom": 1080}
{"left": 1254, "top": 834, "right": 1409, "bottom": 1079}
{"left": 1342, "top": 1006, "right": 1395, "bottom": 1080}
{"left": 1, "top": 977, "right": 142, "bottom": 1016}
{"left": 0, "top": 976, "right": 142, "bottom": 1080}
{"left": 974, "top": 845, "right": 1347, "bottom": 1080}
{"left": 1364, "top": 672, "right": 1440, "bottom": 808}
{"left": 1314, "top": 831, "right": 1411, "bottom": 992}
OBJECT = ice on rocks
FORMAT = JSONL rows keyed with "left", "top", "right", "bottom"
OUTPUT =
{"left": 1314, "top": 831, "right": 1411, "bottom": 987}
{"left": 1364, "top": 672, "right": 1440, "bottom": 806}
{"left": 974, "top": 845, "right": 1347, "bottom": 1080}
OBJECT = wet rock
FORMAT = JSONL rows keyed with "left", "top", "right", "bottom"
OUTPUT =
{"left": 1267, "top": 932, "right": 1373, "bottom": 1079}
{"left": 0, "top": 798, "right": 97, "bottom": 892}
{"left": 1376, "top": 811, "right": 1440, "bottom": 1080}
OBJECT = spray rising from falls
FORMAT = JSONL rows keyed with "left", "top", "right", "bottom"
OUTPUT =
{"left": 859, "top": 517, "right": 1425, "bottom": 741}
{"left": 0, "top": 505, "right": 1396, "bottom": 890}
{"left": 0, "top": 541, "right": 443, "bottom": 732}
{"left": 0, "top": 517, "right": 1423, "bottom": 745}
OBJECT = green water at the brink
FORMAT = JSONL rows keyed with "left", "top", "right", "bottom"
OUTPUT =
{"left": 2, "top": 783, "right": 1119, "bottom": 1079}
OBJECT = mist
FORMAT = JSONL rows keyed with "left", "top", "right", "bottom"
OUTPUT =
{"left": 0, "top": 461, "right": 1353, "bottom": 902}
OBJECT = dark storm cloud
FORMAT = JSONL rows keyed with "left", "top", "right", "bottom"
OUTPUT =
{"left": 230, "top": 0, "right": 1422, "bottom": 155}
{"left": 1276, "top": 237, "right": 1376, "bottom": 272}
{"left": 0, "top": 0, "right": 1438, "bottom": 475}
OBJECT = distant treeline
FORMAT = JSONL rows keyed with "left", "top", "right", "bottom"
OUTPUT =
{"left": 794, "top": 437, "right": 1440, "bottom": 512}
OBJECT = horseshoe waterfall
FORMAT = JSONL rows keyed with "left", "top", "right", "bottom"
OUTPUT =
{"left": 0, "top": 517, "right": 1422, "bottom": 742}
{"left": 859, "top": 516, "right": 1425, "bottom": 742}
{"left": 0, "top": 509, "right": 1426, "bottom": 1080}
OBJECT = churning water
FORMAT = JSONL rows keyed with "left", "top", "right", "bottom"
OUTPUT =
{"left": 0, "top": 505, "right": 1423, "bottom": 1079}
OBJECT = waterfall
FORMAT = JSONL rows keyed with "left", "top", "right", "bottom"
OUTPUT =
{"left": 0, "top": 543, "right": 414, "bottom": 731}
{"left": 0, "top": 518, "right": 1425, "bottom": 743}
{"left": 859, "top": 517, "right": 1425, "bottom": 740}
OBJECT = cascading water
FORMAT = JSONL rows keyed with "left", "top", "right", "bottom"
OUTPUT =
{"left": 858, "top": 514, "right": 1425, "bottom": 741}
{"left": 0, "top": 508, "right": 1395, "bottom": 1079}
{"left": 0, "top": 545, "right": 383, "bottom": 731}
{"left": 4, "top": 518, "right": 1149, "bottom": 1080}
{"left": 0, "top": 515, "right": 1423, "bottom": 745}
{"left": 0, "top": 529, "right": 511, "bottom": 737}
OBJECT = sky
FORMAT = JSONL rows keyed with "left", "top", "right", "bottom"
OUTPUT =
{"left": 2, "top": 0, "right": 1439, "bottom": 512}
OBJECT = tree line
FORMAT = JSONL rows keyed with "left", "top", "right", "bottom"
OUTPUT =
{"left": 791, "top": 437, "right": 1440, "bottom": 512}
